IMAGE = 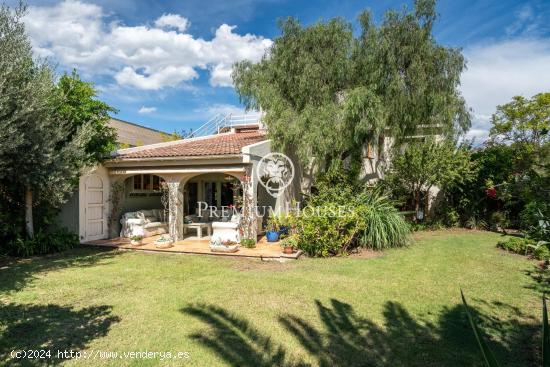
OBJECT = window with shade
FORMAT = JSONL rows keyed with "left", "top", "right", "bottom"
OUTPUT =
{"left": 132, "top": 174, "right": 165, "bottom": 192}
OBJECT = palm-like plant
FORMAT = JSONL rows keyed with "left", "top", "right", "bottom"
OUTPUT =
{"left": 358, "top": 190, "right": 410, "bottom": 250}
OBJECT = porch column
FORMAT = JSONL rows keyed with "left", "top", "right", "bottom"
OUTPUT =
{"left": 241, "top": 169, "right": 258, "bottom": 242}
{"left": 166, "top": 177, "right": 184, "bottom": 241}
{"left": 107, "top": 176, "right": 127, "bottom": 239}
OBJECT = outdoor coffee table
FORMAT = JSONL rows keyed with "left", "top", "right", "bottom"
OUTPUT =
{"left": 183, "top": 222, "right": 212, "bottom": 239}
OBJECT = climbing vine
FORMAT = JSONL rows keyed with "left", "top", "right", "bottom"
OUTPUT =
{"left": 108, "top": 181, "right": 125, "bottom": 238}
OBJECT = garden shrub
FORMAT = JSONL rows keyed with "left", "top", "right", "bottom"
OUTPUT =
{"left": 293, "top": 205, "right": 358, "bottom": 257}
{"left": 241, "top": 238, "right": 256, "bottom": 249}
{"left": 495, "top": 237, "right": 550, "bottom": 259}
{"left": 292, "top": 178, "right": 410, "bottom": 257}
{"left": 490, "top": 211, "right": 509, "bottom": 231}
{"left": 521, "top": 202, "right": 550, "bottom": 242}
{"left": 411, "top": 220, "right": 448, "bottom": 231}
{"left": 358, "top": 191, "right": 411, "bottom": 250}
{"left": 5, "top": 227, "right": 79, "bottom": 257}
{"left": 496, "top": 237, "right": 531, "bottom": 254}
{"left": 442, "top": 208, "right": 460, "bottom": 227}
{"left": 533, "top": 244, "right": 550, "bottom": 261}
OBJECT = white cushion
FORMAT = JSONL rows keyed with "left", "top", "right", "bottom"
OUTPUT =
{"left": 140, "top": 210, "right": 154, "bottom": 217}
{"left": 144, "top": 221, "right": 166, "bottom": 229}
{"left": 212, "top": 221, "right": 239, "bottom": 229}
{"left": 123, "top": 212, "right": 140, "bottom": 220}
{"left": 120, "top": 209, "right": 165, "bottom": 238}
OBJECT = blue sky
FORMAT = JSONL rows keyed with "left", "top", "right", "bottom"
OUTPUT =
{"left": 14, "top": 0, "right": 550, "bottom": 141}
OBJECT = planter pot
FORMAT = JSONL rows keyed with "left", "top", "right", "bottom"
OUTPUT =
{"left": 154, "top": 237, "right": 174, "bottom": 249}
{"left": 155, "top": 242, "right": 174, "bottom": 249}
{"left": 279, "top": 226, "right": 290, "bottom": 236}
{"left": 266, "top": 231, "right": 280, "bottom": 242}
{"left": 130, "top": 239, "right": 143, "bottom": 246}
{"left": 210, "top": 244, "right": 240, "bottom": 253}
{"left": 283, "top": 246, "right": 294, "bottom": 254}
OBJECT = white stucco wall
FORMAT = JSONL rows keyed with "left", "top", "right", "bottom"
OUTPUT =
{"left": 243, "top": 140, "right": 301, "bottom": 215}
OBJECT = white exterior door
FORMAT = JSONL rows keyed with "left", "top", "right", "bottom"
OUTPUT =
{"left": 84, "top": 174, "right": 107, "bottom": 241}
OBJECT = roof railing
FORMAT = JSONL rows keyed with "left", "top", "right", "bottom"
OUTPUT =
{"left": 185, "top": 112, "right": 262, "bottom": 138}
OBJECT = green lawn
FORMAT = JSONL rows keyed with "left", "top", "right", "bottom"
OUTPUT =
{"left": 0, "top": 230, "right": 546, "bottom": 366}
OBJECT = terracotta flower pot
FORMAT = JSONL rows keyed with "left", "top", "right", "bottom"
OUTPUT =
{"left": 283, "top": 246, "right": 294, "bottom": 254}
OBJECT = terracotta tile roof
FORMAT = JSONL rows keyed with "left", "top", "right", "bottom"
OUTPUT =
{"left": 116, "top": 131, "right": 267, "bottom": 159}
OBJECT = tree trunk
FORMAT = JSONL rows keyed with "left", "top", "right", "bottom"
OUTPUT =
{"left": 414, "top": 190, "right": 420, "bottom": 222}
{"left": 25, "top": 187, "right": 34, "bottom": 238}
{"left": 424, "top": 185, "right": 432, "bottom": 220}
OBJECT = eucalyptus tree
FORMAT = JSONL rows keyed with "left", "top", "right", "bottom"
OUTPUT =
{"left": 233, "top": 0, "right": 470, "bottom": 178}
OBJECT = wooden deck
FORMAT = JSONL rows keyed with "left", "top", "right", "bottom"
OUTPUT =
{"left": 84, "top": 234, "right": 302, "bottom": 260}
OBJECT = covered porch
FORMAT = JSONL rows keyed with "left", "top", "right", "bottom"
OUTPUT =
{"left": 98, "top": 131, "right": 278, "bottom": 245}
{"left": 78, "top": 128, "right": 300, "bottom": 250}
{"left": 107, "top": 166, "right": 266, "bottom": 243}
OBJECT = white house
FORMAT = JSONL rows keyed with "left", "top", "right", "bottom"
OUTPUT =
{"left": 61, "top": 114, "right": 300, "bottom": 244}
{"left": 59, "top": 113, "right": 434, "bottom": 244}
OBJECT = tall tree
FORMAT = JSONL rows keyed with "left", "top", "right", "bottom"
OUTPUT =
{"left": 384, "top": 139, "right": 475, "bottom": 217}
{"left": 0, "top": 4, "right": 116, "bottom": 239}
{"left": 233, "top": 0, "right": 470, "bottom": 176}
{"left": 0, "top": 4, "right": 58, "bottom": 237}
{"left": 490, "top": 93, "right": 550, "bottom": 146}
{"left": 487, "top": 93, "right": 550, "bottom": 227}
{"left": 55, "top": 71, "right": 117, "bottom": 161}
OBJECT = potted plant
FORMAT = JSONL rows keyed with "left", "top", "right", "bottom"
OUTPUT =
{"left": 154, "top": 235, "right": 174, "bottom": 248}
{"left": 266, "top": 215, "right": 280, "bottom": 242}
{"left": 241, "top": 238, "right": 256, "bottom": 248}
{"left": 130, "top": 235, "right": 144, "bottom": 246}
{"left": 280, "top": 235, "right": 298, "bottom": 254}
{"left": 278, "top": 212, "right": 296, "bottom": 238}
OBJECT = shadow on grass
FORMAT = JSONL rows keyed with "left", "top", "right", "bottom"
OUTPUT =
{"left": 0, "top": 303, "right": 120, "bottom": 366}
{"left": 0, "top": 246, "right": 120, "bottom": 293}
{"left": 182, "top": 304, "right": 308, "bottom": 367}
{"left": 525, "top": 264, "right": 550, "bottom": 295}
{"left": 183, "top": 298, "right": 538, "bottom": 367}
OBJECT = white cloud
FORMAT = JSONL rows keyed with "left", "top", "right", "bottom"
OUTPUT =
{"left": 460, "top": 38, "right": 550, "bottom": 142}
{"left": 506, "top": 5, "right": 535, "bottom": 36}
{"left": 114, "top": 65, "right": 198, "bottom": 90}
{"left": 24, "top": 0, "right": 108, "bottom": 65}
{"left": 24, "top": 0, "right": 272, "bottom": 90}
{"left": 138, "top": 106, "right": 157, "bottom": 114}
{"left": 154, "top": 13, "right": 189, "bottom": 32}
{"left": 197, "top": 103, "right": 247, "bottom": 116}
{"left": 209, "top": 63, "right": 233, "bottom": 87}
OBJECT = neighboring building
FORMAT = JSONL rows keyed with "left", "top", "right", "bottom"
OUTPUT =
{"left": 108, "top": 118, "right": 168, "bottom": 147}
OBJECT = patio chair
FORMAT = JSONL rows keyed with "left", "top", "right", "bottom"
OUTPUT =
{"left": 211, "top": 214, "right": 241, "bottom": 243}
{"left": 120, "top": 209, "right": 168, "bottom": 238}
